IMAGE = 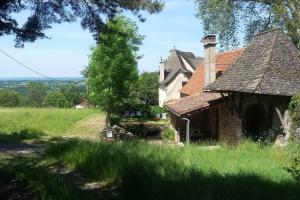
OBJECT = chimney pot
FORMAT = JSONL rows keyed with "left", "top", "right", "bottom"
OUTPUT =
{"left": 203, "top": 34, "right": 217, "bottom": 47}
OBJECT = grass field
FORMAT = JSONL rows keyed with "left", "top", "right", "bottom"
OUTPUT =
{"left": 0, "top": 108, "right": 299, "bottom": 199}
{"left": 43, "top": 140, "right": 300, "bottom": 200}
{"left": 0, "top": 107, "right": 101, "bottom": 137}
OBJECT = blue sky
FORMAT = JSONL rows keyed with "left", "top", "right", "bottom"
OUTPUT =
{"left": 0, "top": 0, "right": 204, "bottom": 78}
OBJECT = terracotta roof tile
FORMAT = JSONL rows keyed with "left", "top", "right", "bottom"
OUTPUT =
{"left": 165, "top": 93, "right": 222, "bottom": 116}
{"left": 180, "top": 48, "right": 245, "bottom": 96}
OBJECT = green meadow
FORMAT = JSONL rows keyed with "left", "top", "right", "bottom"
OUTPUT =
{"left": 0, "top": 107, "right": 100, "bottom": 137}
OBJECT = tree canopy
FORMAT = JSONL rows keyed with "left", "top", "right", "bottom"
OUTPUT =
{"left": 85, "top": 16, "right": 142, "bottom": 126}
{"left": 137, "top": 71, "right": 158, "bottom": 107}
{"left": 0, "top": 0, "right": 163, "bottom": 47}
{"left": 195, "top": 0, "right": 300, "bottom": 49}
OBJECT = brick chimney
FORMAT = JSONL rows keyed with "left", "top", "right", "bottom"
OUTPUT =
{"left": 203, "top": 35, "right": 217, "bottom": 86}
{"left": 159, "top": 58, "right": 165, "bottom": 82}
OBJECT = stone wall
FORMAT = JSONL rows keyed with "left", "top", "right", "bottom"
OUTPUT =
{"left": 216, "top": 103, "right": 242, "bottom": 143}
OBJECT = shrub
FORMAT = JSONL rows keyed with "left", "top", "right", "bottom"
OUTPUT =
{"left": 0, "top": 89, "right": 21, "bottom": 107}
{"left": 150, "top": 106, "right": 166, "bottom": 116}
{"left": 162, "top": 127, "right": 175, "bottom": 141}
{"left": 286, "top": 142, "right": 300, "bottom": 183}
{"left": 289, "top": 93, "right": 300, "bottom": 139}
{"left": 287, "top": 94, "right": 300, "bottom": 183}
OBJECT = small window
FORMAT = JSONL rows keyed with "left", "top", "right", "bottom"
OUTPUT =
{"left": 216, "top": 71, "right": 223, "bottom": 79}
{"left": 182, "top": 81, "right": 188, "bottom": 87}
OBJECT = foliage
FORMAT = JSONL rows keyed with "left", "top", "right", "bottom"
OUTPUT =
{"left": 44, "top": 91, "right": 70, "bottom": 108}
{"left": 137, "top": 71, "right": 159, "bottom": 106}
{"left": 60, "top": 85, "right": 84, "bottom": 106}
{"left": 287, "top": 93, "right": 300, "bottom": 183}
{"left": 45, "top": 140, "right": 299, "bottom": 199}
{"left": 286, "top": 142, "right": 300, "bottom": 183}
{"left": 150, "top": 106, "right": 166, "bottom": 116}
{"left": 0, "top": 0, "right": 164, "bottom": 47}
{"left": 0, "top": 107, "right": 99, "bottom": 136}
{"left": 26, "top": 82, "right": 48, "bottom": 107}
{"left": 85, "top": 16, "right": 142, "bottom": 126}
{"left": 0, "top": 89, "right": 21, "bottom": 107}
{"left": 289, "top": 93, "right": 300, "bottom": 138}
{"left": 195, "top": 0, "right": 300, "bottom": 49}
{"left": 162, "top": 127, "right": 175, "bottom": 141}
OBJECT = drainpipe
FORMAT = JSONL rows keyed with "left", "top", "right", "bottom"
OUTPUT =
{"left": 182, "top": 118, "right": 190, "bottom": 146}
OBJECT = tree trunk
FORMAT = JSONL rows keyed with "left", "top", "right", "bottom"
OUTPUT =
{"left": 106, "top": 112, "right": 111, "bottom": 128}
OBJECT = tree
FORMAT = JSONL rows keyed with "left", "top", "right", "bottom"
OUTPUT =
{"left": 195, "top": 0, "right": 300, "bottom": 49}
{"left": 26, "top": 82, "right": 47, "bottom": 107}
{"left": 0, "top": 89, "right": 21, "bottom": 107}
{"left": 60, "top": 85, "right": 84, "bottom": 106}
{"left": 44, "top": 91, "right": 70, "bottom": 108}
{"left": 137, "top": 71, "right": 159, "bottom": 106}
{"left": 85, "top": 16, "right": 142, "bottom": 127}
{"left": 0, "top": 0, "right": 163, "bottom": 47}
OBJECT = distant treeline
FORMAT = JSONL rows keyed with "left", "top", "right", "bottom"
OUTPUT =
{"left": 0, "top": 81, "right": 87, "bottom": 108}
{"left": 0, "top": 72, "right": 160, "bottom": 111}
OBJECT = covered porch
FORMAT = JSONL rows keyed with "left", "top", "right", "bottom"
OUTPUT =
{"left": 165, "top": 93, "right": 222, "bottom": 143}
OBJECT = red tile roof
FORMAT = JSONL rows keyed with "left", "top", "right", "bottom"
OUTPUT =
{"left": 165, "top": 93, "right": 222, "bottom": 116}
{"left": 180, "top": 48, "right": 245, "bottom": 96}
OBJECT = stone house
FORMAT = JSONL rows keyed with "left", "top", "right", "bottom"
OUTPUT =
{"left": 204, "top": 29, "right": 300, "bottom": 143}
{"left": 165, "top": 35, "right": 244, "bottom": 142}
{"left": 158, "top": 48, "right": 203, "bottom": 107}
{"left": 166, "top": 29, "right": 300, "bottom": 143}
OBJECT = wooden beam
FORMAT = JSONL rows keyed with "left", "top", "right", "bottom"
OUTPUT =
{"left": 238, "top": 93, "right": 244, "bottom": 118}
{"left": 255, "top": 95, "right": 269, "bottom": 124}
{"left": 221, "top": 93, "right": 233, "bottom": 114}
{"left": 227, "top": 93, "right": 239, "bottom": 114}
{"left": 275, "top": 107, "right": 291, "bottom": 140}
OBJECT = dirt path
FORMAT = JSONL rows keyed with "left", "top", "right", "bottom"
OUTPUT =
{"left": 64, "top": 114, "right": 106, "bottom": 140}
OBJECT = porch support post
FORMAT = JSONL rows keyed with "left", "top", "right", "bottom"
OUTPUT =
{"left": 182, "top": 118, "right": 190, "bottom": 146}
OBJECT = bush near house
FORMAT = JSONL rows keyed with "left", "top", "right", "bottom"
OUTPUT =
{"left": 287, "top": 93, "right": 300, "bottom": 183}
{"left": 162, "top": 127, "right": 175, "bottom": 141}
{"left": 150, "top": 106, "right": 166, "bottom": 117}
{"left": 289, "top": 93, "right": 300, "bottom": 138}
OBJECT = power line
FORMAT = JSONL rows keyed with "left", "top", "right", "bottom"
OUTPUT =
{"left": 0, "top": 48, "right": 58, "bottom": 81}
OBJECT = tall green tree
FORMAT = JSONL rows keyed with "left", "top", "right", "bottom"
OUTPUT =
{"left": 85, "top": 16, "right": 142, "bottom": 127}
{"left": 0, "top": 0, "right": 163, "bottom": 47}
{"left": 137, "top": 71, "right": 159, "bottom": 106}
{"left": 60, "top": 85, "right": 83, "bottom": 106}
{"left": 195, "top": 0, "right": 300, "bottom": 49}
{"left": 44, "top": 91, "right": 70, "bottom": 108}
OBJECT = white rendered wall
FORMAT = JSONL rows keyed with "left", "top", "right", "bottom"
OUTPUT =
{"left": 159, "top": 87, "right": 167, "bottom": 107}
{"left": 165, "top": 73, "right": 186, "bottom": 102}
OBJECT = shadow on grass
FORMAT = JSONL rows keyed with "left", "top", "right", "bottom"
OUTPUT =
{"left": 0, "top": 156, "right": 84, "bottom": 200}
{"left": 45, "top": 140, "right": 300, "bottom": 200}
{"left": 0, "top": 129, "right": 45, "bottom": 142}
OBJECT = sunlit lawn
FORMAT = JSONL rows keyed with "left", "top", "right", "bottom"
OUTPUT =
{"left": 0, "top": 107, "right": 100, "bottom": 137}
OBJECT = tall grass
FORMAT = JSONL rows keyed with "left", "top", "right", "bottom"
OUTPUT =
{"left": 7, "top": 156, "right": 83, "bottom": 200}
{"left": 45, "top": 140, "right": 300, "bottom": 200}
{"left": 0, "top": 107, "right": 99, "bottom": 136}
